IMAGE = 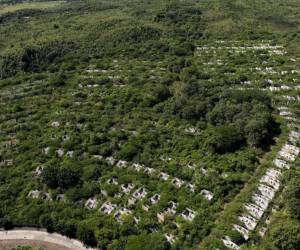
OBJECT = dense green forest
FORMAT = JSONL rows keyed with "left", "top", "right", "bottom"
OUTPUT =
{"left": 0, "top": 0, "right": 300, "bottom": 250}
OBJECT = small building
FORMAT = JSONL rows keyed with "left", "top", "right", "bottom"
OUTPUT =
{"left": 132, "top": 187, "right": 147, "bottom": 200}
{"left": 121, "top": 183, "right": 135, "bottom": 194}
{"left": 150, "top": 194, "right": 160, "bottom": 204}
{"left": 99, "top": 202, "right": 117, "bottom": 215}
{"left": 201, "top": 189, "right": 214, "bottom": 201}
{"left": 159, "top": 172, "right": 169, "bottom": 181}
{"left": 244, "top": 203, "right": 264, "bottom": 219}
{"left": 56, "top": 149, "right": 64, "bottom": 157}
{"left": 114, "top": 208, "right": 132, "bottom": 222}
{"left": 51, "top": 121, "right": 60, "bottom": 128}
{"left": 56, "top": 194, "right": 65, "bottom": 202}
{"left": 85, "top": 197, "right": 97, "bottom": 209}
{"left": 238, "top": 214, "right": 258, "bottom": 231}
{"left": 106, "top": 156, "right": 116, "bottom": 165}
{"left": 172, "top": 178, "right": 185, "bottom": 188}
{"left": 233, "top": 224, "right": 249, "bottom": 240}
{"left": 186, "top": 183, "right": 195, "bottom": 193}
{"left": 27, "top": 190, "right": 41, "bottom": 199}
{"left": 144, "top": 167, "right": 155, "bottom": 175}
{"left": 164, "top": 233, "right": 175, "bottom": 244}
{"left": 221, "top": 236, "right": 240, "bottom": 250}
{"left": 132, "top": 163, "right": 144, "bottom": 172}
{"left": 107, "top": 177, "right": 118, "bottom": 185}
{"left": 116, "top": 160, "right": 128, "bottom": 168}
{"left": 35, "top": 166, "right": 44, "bottom": 177}
{"left": 181, "top": 208, "right": 196, "bottom": 221}
{"left": 252, "top": 193, "right": 269, "bottom": 210}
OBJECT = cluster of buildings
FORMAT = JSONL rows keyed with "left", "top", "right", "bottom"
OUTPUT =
{"left": 102, "top": 157, "right": 214, "bottom": 201}
{"left": 222, "top": 91, "right": 300, "bottom": 249}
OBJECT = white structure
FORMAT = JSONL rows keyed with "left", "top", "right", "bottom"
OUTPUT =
{"left": 221, "top": 236, "right": 240, "bottom": 250}
{"left": 51, "top": 121, "right": 60, "bottom": 128}
{"left": 121, "top": 183, "right": 135, "bottom": 194}
{"left": 201, "top": 189, "right": 214, "bottom": 201}
{"left": 273, "top": 158, "right": 290, "bottom": 169}
{"left": 252, "top": 193, "right": 269, "bottom": 210}
{"left": 144, "top": 167, "right": 155, "bottom": 175}
{"left": 27, "top": 190, "right": 41, "bottom": 199}
{"left": 116, "top": 160, "right": 128, "bottom": 168}
{"left": 35, "top": 166, "right": 44, "bottom": 177}
{"left": 106, "top": 156, "right": 116, "bottom": 165}
{"left": 164, "top": 233, "right": 175, "bottom": 244}
{"left": 238, "top": 214, "right": 258, "bottom": 230}
{"left": 107, "top": 177, "right": 118, "bottom": 185}
{"left": 172, "top": 178, "right": 185, "bottom": 188}
{"left": 181, "top": 208, "right": 196, "bottom": 221}
{"left": 114, "top": 208, "right": 132, "bottom": 221}
{"left": 85, "top": 197, "right": 97, "bottom": 209}
{"left": 258, "top": 184, "right": 275, "bottom": 200}
{"left": 186, "top": 183, "right": 195, "bottom": 193}
{"left": 244, "top": 203, "right": 264, "bottom": 219}
{"left": 132, "top": 187, "right": 147, "bottom": 200}
{"left": 150, "top": 194, "right": 160, "bottom": 204}
{"left": 159, "top": 172, "right": 169, "bottom": 181}
{"left": 132, "top": 163, "right": 144, "bottom": 172}
{"left": 233, "top": 224, "right": 249, "bottom": 240}
{"left": 99, "top": 202, "right": 116, "bottom": 215}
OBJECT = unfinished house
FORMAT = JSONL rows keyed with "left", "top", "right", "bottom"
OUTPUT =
{"left": 132, "top": 163, "right": 144, "bottom": 172}
{"left": 56, "top": 148, "right": 64, "bottom": 157}
{"left": 260, "top": 175, "right": 280, "bottom": 191}
{"left": 35, "top": 166, "right": 44, "bottom": 177}
{"left": 172, "top": 177, "right": 185, "bottom": 188}
{"left": 221, "top": 236, "right": 240, "bottom": 250}
{"left": 132, "top": 187, "right": 147, "bottom": 200}
{"left": 27, "top": 190, "right": 41, "bottom": 199}
{"left": 107, "top": 177, "right": 118, "bottom": 185}
{"left": 238, "top": 214, "right": 258, "bottom": 231}
{"left": 200, "top": 189, "right": 214, "bottom": 201}
{"left": 150, "top": 194, "right": 160, "bottom": 204}
{"left": 116, "top": 160, "right": 128, "bottom": 168}
{"left": 121, "top": 183, "right": 135, "bottom": 194}
{"left": 144, "top": 167, "right": 155, "bottom": 175}
{"left": 114, "top": 208, "right": 132, "bottom": 222}
{"left": 233, "top": 224, "right": 249, "bottom": 240}
{"left": 258, "top": 184, "right": 275, "bottom": 200}
{"left": 85, "top": 197, "right": 97, "bottom": 209}
{"left": 99, "top": 202, "right": 117, "bottom": 215}
{"left": 273, "top": 158, "right": 290, "bottom": 169}
{"left": 164, "top": 233, "right": 175, "bottom": 244}
{"left": 159, "top": 172, "right": 169, "bottom": 181}
{"left": 106, "top": 156, "right": 116, "bottom": 165}
{"left": 244, "top": 203, "right": 264, "bottom": 219}
{"left": 51, "top": 121, "right": 60, "bottom": 128}
{"left": 181, "top": 208, "right": 196, "bottom": 221}
{"left": 252, "top": 193, "right": 269, "bottom": 210}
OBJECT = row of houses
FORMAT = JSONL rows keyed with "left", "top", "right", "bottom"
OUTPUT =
{"left": 222, "top": 100, "right": 300, "bottom": 249}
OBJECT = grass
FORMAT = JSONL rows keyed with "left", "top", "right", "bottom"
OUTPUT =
{"left": 0, "top": 1, "right": 66, "bottom": 14}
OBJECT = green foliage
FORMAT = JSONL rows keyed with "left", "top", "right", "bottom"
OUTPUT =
{"left": 268, "top": 219, "right": 300, "bottom": 250}
{"left": 125, "top": 233, "right": 169, "bottom": 250}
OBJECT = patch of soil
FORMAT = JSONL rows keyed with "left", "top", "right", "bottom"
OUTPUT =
{"left": 0, "top": 239, "right": 72, "bottom": 250}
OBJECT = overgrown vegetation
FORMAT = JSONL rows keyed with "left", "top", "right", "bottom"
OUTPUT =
{"left": 0, "top": 0, "right": 299, "bottom": 249}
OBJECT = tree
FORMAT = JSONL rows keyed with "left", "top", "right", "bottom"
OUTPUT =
{"left": 206, "top": 125, "right": 243, "bottom": 153}
{"left": 77, "top": 223, "right": 97, "bottom": 247}
{"left": 285, "top": 177, "right": 300, "bottom": 220}
{"left": 269, "top": 219, "right": 300, "bottom": 250}
{"left": 125, "top": 233, "right": 169, "bottom": 250}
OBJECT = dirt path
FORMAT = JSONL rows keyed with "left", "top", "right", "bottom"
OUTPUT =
{"left": 0, "top": 230, "right": 95, "bottom": 250}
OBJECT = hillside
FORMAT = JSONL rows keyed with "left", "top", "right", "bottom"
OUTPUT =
{"left": 0, "top": 1, "right": 300, "bottom": 250}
